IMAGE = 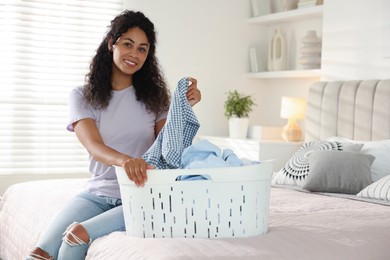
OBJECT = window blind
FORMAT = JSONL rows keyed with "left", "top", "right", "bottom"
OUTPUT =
{"left": 0, "top": 0, "right": 123, "bottom": 174}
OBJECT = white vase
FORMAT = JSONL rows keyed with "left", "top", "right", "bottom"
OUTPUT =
{"left": 282, "top": 0, "right": 299, "bottom": 11}
{"left": 229, "top": 117, "right": 249, "bottom": 139}
{"left": 298, "top": 30, "right": 321, "bottom": 69}
{"left": 268, "top": 28, "right": 287, "bottom": 71}
{"left": 251, "top": 0, "right": 271, "bottom": 17}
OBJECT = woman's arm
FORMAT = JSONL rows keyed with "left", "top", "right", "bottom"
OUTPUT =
{"left": 73, "top": 118, "right": 148, "bottom": 186}
{"left": 73, "top": 118, "right": 128, "bottom": 166}
{"left": 155, "top": 118, "right": 166, "bottom": 137}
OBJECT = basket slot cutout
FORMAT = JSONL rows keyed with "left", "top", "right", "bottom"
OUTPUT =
{"left": 256, "top": 192, "right": 259, "bottom": 229}
{"left": 129, "top": 198, "right": 133, "bottom": 213}
{"left": 194, "top": 221, "right": 197, "bottom": 234}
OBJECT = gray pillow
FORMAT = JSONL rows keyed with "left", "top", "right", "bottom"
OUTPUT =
{"left": 303, "top": 150, "right": 375, "bottom": 194}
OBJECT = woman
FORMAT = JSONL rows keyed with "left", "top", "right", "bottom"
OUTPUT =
{"left": 27, "top": 10, "right": 201, "bottom": 260}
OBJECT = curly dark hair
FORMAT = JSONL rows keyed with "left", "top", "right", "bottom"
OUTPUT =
{"left": 83, "top": 10, "right": 170, "bottom": 114}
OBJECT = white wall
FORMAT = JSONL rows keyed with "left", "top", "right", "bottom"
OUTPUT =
{"left": 124, "top": 0, "right": 312, "bottom": 136}
{"left": 124, "top": 0, "right": 390, "bottom": 136}
{"left": 321, "top": 0, "right": 390, "bottom": 80}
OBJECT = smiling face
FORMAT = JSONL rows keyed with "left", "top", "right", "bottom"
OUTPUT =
{"left": 110, "top": 27, "right": 150, "bottom": 86}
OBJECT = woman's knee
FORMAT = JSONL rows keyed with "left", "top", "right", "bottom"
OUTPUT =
{"left": 63, "top": 222, "right": 91, "bottom": 246}
{"left": 27, "top": 247, "right": 54, "bottom": 260}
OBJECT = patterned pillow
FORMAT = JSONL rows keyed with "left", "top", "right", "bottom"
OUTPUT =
{"left": 272, "top": 140, "right": 363, "bottom": 187}
{"left": 357, "top": 175, "right": 390, "bottom": 202}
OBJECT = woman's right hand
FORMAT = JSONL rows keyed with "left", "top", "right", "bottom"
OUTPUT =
{"left": 121, "top": 157, "right": 153, "bottom": 187}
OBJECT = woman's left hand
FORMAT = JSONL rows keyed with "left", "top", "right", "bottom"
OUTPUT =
{"left": 186, "top": 77, "right": 201, "bottom": 107}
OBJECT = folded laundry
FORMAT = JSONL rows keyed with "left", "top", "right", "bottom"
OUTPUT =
{"left": 177, "top": 140, "right": 259, "bottom": 181}
{"left": 181, "top": 139, "right": 242, "bottom": 169}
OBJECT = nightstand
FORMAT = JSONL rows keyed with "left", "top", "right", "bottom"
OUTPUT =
{"left": 198, "top": 135, "right": 303, "bottom": 172}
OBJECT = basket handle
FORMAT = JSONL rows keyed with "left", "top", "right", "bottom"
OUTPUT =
{"left": 175, "top": 174, "right": 212, "bottom": 181}
{"left": 116, "top": 161, "right": 273, "bottom": 185}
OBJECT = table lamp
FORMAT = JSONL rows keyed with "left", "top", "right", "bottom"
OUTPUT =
{"left": 280, "top": 96, "right": 306, "bottom": 142}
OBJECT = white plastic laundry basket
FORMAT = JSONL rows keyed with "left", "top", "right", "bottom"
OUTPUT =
{"left": 116, "top": 161, "right": 273, "bottom": 238}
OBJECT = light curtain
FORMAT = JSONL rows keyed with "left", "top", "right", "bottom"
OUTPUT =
{"left": 0, "top": 0, "right": 123, "bottom": 174}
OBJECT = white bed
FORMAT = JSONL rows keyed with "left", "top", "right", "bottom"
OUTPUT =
{"left": 1, "top": 79, "right": 390, "bottom": 260}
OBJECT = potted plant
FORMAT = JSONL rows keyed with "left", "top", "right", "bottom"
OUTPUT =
{"left": 224, "top": 90, "right": 255, "bottom": 138}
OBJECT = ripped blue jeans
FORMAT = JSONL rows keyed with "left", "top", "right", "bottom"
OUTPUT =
{"left": 32, "top": 192, "right": 125, "bottom": 260}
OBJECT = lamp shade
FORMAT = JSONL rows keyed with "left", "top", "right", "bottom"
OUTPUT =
{"left": 280, "top": 96, "right": 306, "bottom": 120}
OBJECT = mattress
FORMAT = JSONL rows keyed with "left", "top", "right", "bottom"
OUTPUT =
{"left": 1, "top": 178, "right": 389, "bottom": 260}
{"left": 2, "top": 79, "right": 390, "bottom": 260}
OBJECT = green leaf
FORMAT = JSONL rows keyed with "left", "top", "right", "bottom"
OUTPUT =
{"left": 224, "top": 90, "right": 256, "bottom": 119}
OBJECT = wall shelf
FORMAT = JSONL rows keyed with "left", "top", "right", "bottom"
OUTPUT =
{"left": 247, "top": 69, "right": 321, "bottom": 79}
{"left": 247, "top": 5, "right": 323, "bottom": 25}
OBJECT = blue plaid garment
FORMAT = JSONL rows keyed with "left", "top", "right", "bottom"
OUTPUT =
{"left": 142, "top": 77, "right": 200, "bottom": 169}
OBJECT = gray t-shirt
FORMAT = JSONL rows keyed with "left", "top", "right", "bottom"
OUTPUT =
{"left": 67, "top": 86, "right": 167, "bottom": 198}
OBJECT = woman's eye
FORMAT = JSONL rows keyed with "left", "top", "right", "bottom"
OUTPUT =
{"left": 139, "top": 48, "right": 146, "bottom": 53}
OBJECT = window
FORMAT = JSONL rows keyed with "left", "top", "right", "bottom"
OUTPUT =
{"left": 0, "top": 0, "right": 123, "bottom": 174}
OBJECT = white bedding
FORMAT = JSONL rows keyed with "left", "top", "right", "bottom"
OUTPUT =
{"left": 1, "top": 178, "right": 390, "bottom": 260}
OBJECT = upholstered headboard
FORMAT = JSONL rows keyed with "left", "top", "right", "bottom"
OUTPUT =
{"left": 305, "top": 79, "right": 390, "bottom": 142}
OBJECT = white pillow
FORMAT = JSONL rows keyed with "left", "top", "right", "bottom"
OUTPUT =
{"left": 327, "top": 138, "right": 390, "bottom": 182}
{"left": 360, "top": 140, "right": 390, "bottom": 182}
{"left": 357, "top": 175, "right": 390, "bottom": 202}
